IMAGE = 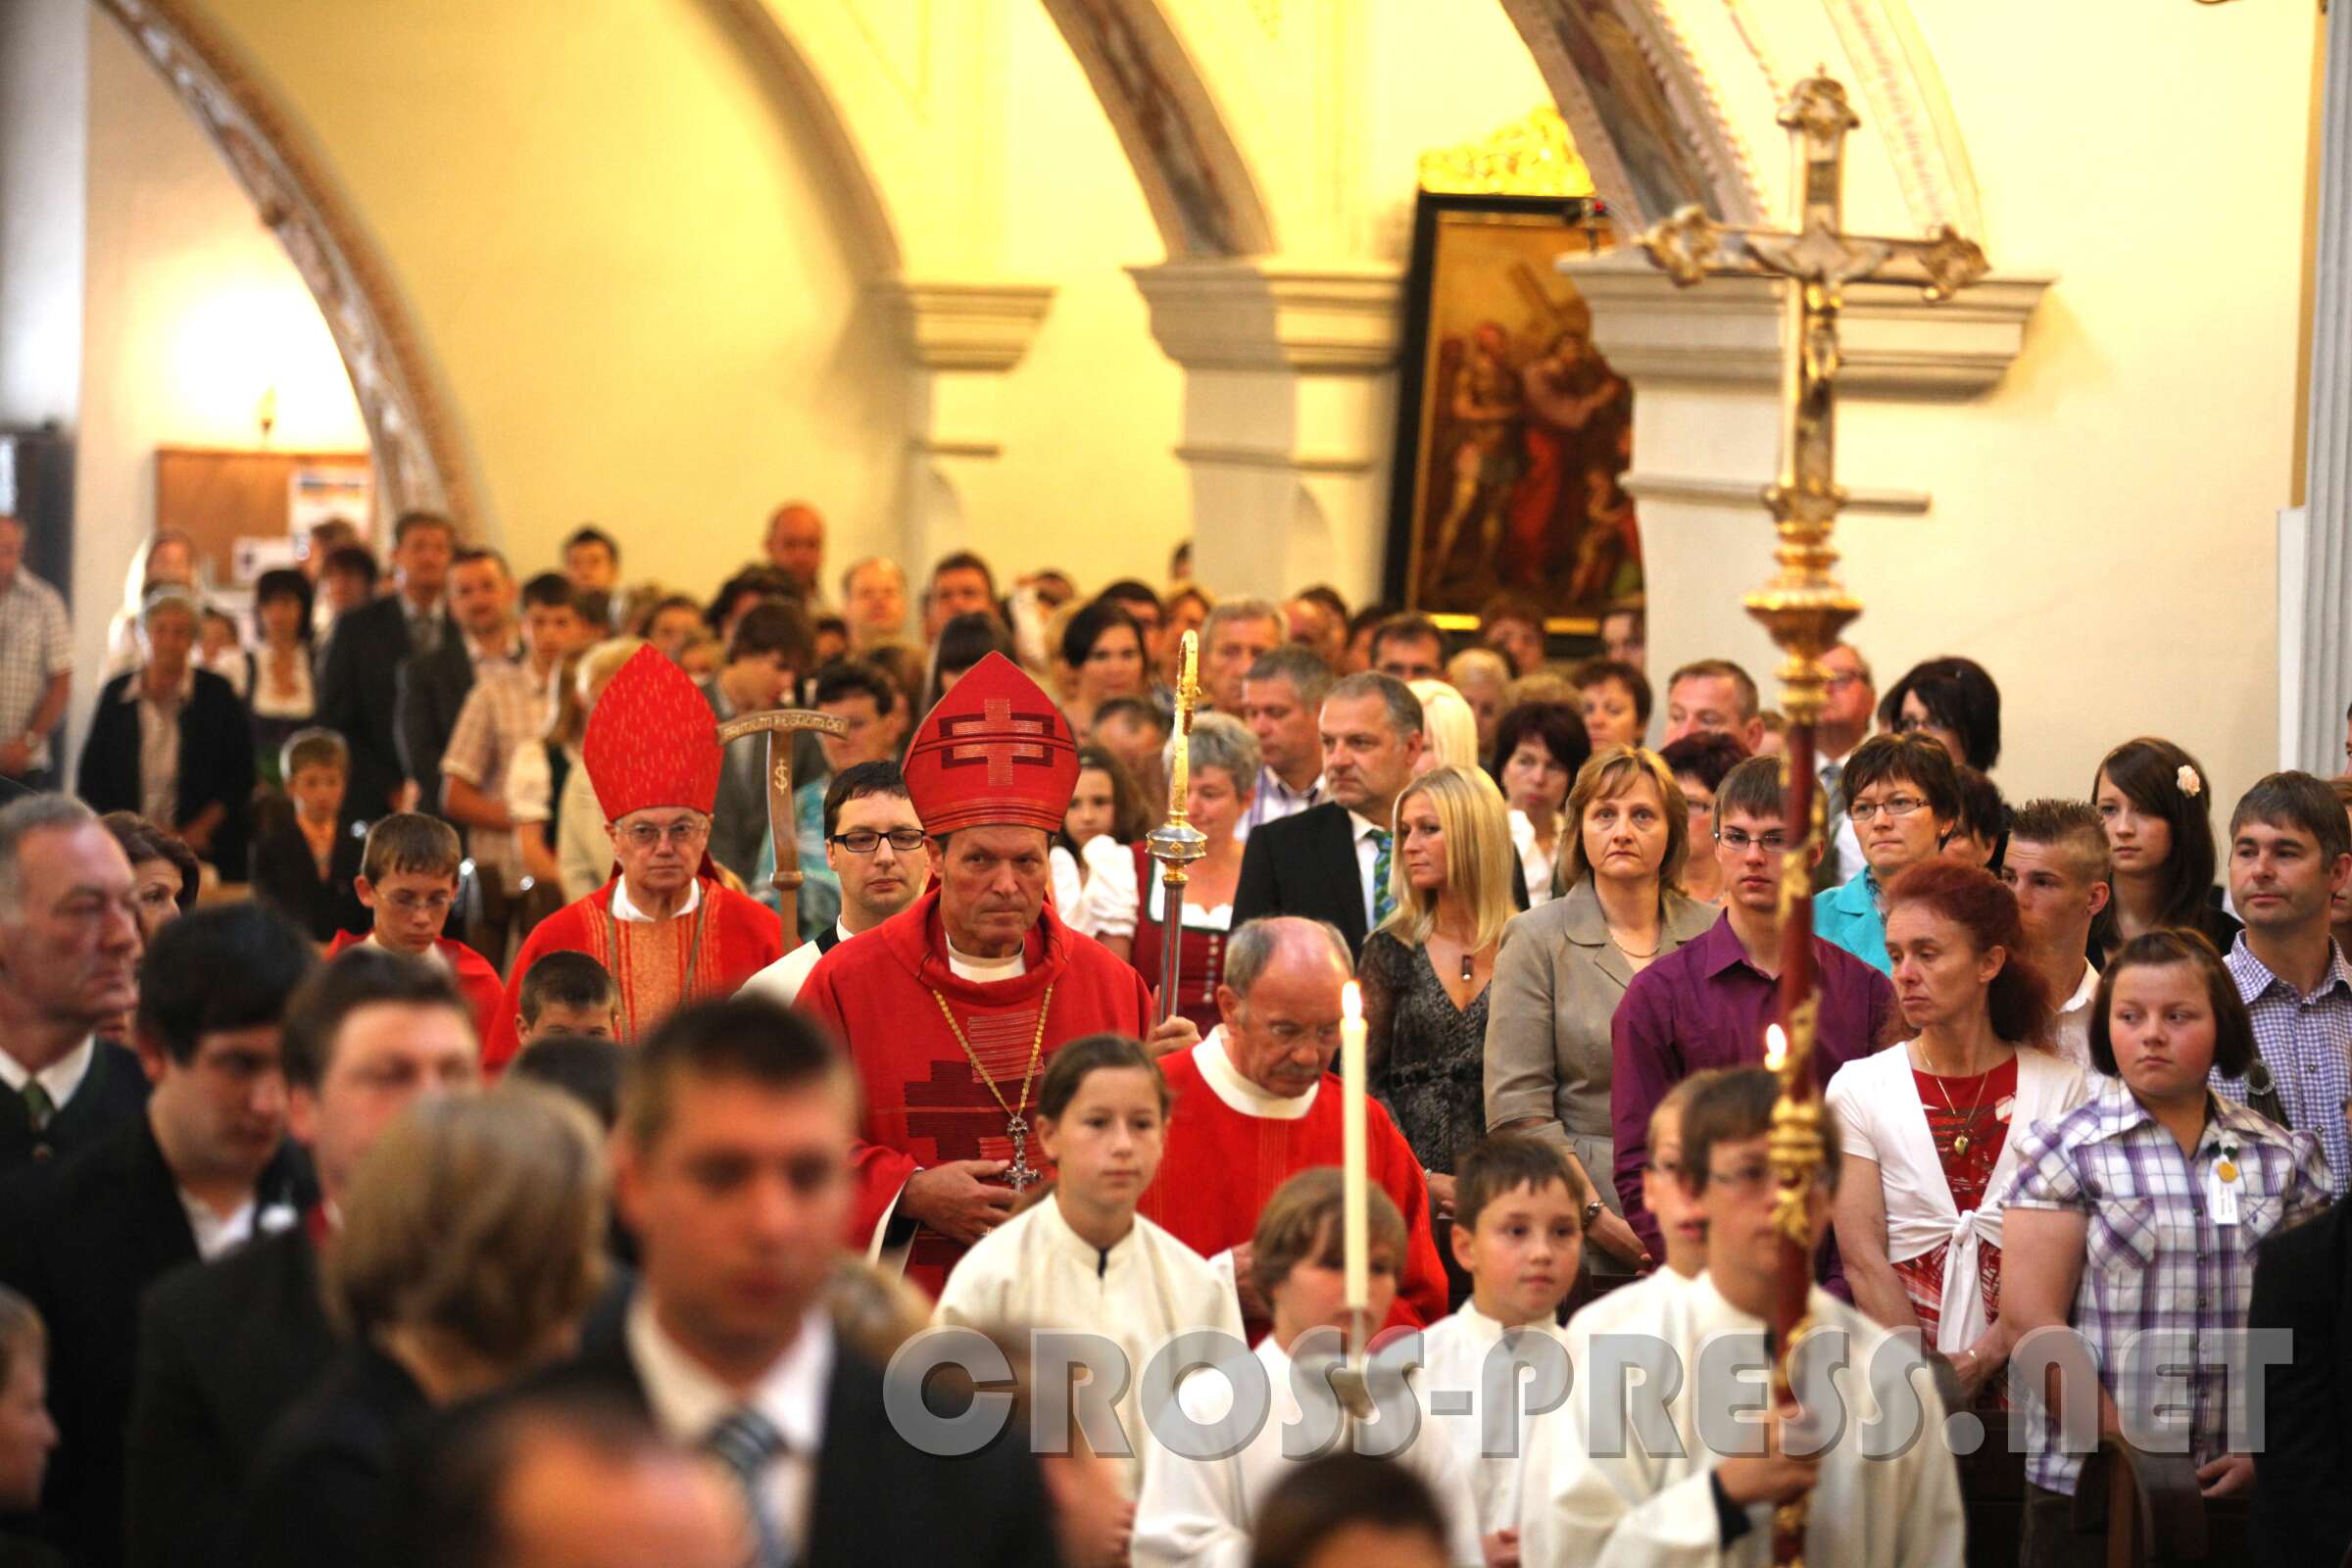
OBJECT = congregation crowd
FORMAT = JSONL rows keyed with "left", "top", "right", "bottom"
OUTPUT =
{"left": 0, "top": 498, "right": 2342, "bottom": 1567}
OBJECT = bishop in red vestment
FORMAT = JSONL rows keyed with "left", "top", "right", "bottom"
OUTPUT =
{"left": 485, "top": 647, "right": 781, "bottom": 1072}
{"left": 798, "top": 653, "right": 1195, "bottom": 1297}
{"left": 1138, "top": 916, "right": 1449, "bottom": 1330}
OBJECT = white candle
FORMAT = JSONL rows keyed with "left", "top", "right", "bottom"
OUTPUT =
{"left": 1764, "top": 1022, "right": 1788, "bottom": 1073}
{"left": 1341, "top": 980, "right": 1368, "bottom": 1320}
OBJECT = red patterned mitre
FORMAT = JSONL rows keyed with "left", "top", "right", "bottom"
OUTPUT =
{"left": 903, "top": 652, "right": 1079, "bottom": 836}
{"left": 582, "top": 645, "right": 723, "bottom": 821}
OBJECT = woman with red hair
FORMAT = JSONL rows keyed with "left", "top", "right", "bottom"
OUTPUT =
{"left": 1826, "top": 859, "right": 2085, "bottom": 1405}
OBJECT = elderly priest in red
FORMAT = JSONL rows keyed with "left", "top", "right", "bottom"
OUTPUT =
{"left": 799, "top": 651, "right": 1197, "bottom": 1297}
{"left": 488, "top": 645, "right": 783, "bottom": 1069}
{"left": 1139, "top": 914, "right": 1449, "bottom": 1330}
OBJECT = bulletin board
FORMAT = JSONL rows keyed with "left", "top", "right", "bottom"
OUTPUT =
{"left": 153, "top": 446, "right": 374, "bottom": 586}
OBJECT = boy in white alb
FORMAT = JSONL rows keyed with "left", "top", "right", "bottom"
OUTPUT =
{"left": 1536, "top": 1068, "right": 1964, "bottom": 1567}
{"left": 1131, "top": 1169, "right": 1485, "bottom": 1568}
{"left": 1415, "top": 1134, "right": 1584, "bottom": 1567}
{"left": 934, "top": 1035, "right": 1243, "bottom": 1505}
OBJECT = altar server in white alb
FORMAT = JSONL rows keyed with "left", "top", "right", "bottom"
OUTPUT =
{"left": 1412, "top": 1133, "right": 1585, "bottom": 1567}
{"left": 934, "top": 1034, "right": 1244, "bottom": 1502}
{"left": 1515, "top": 1072, "right": 1716, "bottom": 1568}
{"left": 1538, "top": 1067, "right": 1965, "bottom": 1568}
{"left": 1130, "top": 1168, "right": 1486, "bottom": 1568}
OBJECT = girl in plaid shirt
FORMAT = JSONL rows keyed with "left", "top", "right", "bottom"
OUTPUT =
{"left": 2001, "top": 930, "right": 2329, "bottom": 1568}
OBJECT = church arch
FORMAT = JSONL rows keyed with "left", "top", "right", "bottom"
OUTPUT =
{"left": 1035, "top": 0, "right": 1278, "bottom": 259}
{"left": 90, "top": 0, "right": 473, "bottom": 519}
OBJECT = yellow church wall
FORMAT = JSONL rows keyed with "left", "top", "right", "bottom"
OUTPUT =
{"left": 192, "top": 0, "right": 909, "bottom": 593}
{"left": 986, "top": 0, "right": 1190, "bottom": 593}
{"left": 1843, "top": 0, "right": 2312, "bottom": 803}
{"left": 70, "top": 11, "right": 368, "bottom": 750}
{"left": 1639, "top": 0, "right": 2314, "bottom": 807}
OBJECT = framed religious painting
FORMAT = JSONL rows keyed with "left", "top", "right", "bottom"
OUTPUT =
{"left": 1382, "top": 192, "right": 1642, "bottom": 639}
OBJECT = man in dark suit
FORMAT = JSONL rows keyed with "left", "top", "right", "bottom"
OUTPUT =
{"left": 318, "top": 512, "right": 456, "bottom": 817}
{"left": 0, "top": 906, "right": 316, "bottom": 1568}
{"left": 1233, "top": 671, "right": 1427, "bottom": 957}
{"left": 526, "top": 996, "right": 1058, "bottom": 1567}
{"left": 395, "top": 546, "right": 515, "bottom": 819}
{"left": 123, "top": 948, "right": 482, "bottom": 1568}
{"left": 700, "top": 599, "right": 816, "bottom": 885}
{"left": 2251, "top": 1155, "right": 2352, "bottom": 1566}
{"left": 0, "top": 797, "right": 147, "bottom": 1173}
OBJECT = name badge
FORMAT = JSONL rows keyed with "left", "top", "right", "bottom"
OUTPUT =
{"left": 2209, "top": 1145, "right": 2241, "bottom": 1227}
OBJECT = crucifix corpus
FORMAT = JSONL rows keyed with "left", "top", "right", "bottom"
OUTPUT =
{"left": 714, "top": 708, "right": 847, "bottom": 943}
{"left": 1638, "top": 71, "right": 1988, "bottom": 1568}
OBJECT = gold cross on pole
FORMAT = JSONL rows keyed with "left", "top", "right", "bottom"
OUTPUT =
{"left": 1641, "top": 72, "right": 1987, "bottom": 722}
{"left": 1637, "top": 73, "right": 1987, "bottom": 1568}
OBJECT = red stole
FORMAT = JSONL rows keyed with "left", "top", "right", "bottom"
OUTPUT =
{"left": 1139, "top": 1035, "right": 1449, "bottom": 1332}
{"left": 797, "top": 886, "right": 1154, "bottom": 1298}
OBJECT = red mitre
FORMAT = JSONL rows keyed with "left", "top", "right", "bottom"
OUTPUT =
{"left": 903, "top": 652, "right": 1079, "bottom": 836}
{"left": 582, "top": 645, "right": 722, "bottom": 820}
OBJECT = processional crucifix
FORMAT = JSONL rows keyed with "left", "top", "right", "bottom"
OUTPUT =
{"left": 1637, "top": 72, "right": 1987, "bottom": 1568}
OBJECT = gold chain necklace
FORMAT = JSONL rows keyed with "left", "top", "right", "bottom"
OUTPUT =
{"left": 929, "top": 981, "right": 1055, "bottom": 1192}
{"left": 1918, "top": 1045, "right": 1995, "bottom": 1157}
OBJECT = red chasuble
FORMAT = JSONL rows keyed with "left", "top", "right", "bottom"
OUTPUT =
{"left": 798, "top": 884, "right": 1154, "bottom": 1298}
{"left": 325, "top": 930, "right": 507, "bottom": 1059}
{"left": 483, "top": 877, "right": 783, "bottom": 1073}
{"left": 1139, "top": 1031, "right": 1449, "bottom": 1331}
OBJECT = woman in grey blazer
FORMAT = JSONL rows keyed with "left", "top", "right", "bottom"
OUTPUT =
{"left": 1484, "top": 744, "right": 1715, "bottom": 1281}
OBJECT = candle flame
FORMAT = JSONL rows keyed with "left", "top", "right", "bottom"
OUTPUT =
{"left": 1342, "top": 980, "right": 1362, "bottom": 1023}
{"left": 1764, "top": 1023, "right": 1788, "bottom": 1071}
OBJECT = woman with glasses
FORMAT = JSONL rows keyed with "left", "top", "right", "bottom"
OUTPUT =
{"left": 2088, "top": 735, "right": 2239, "bottom": 964}
{"left": 2002, "top": 930, "right": 2327, "bottom": 1565}
{"left": 1814, "top": 731, "right": 1962, "bottom": 976}
{"left": 1878, "top": 655, "right": 2001, "bottom": 773}
{"left": 1099, "top": 715, "right": 1258, "bottom": 1035}
{"left": 1487, "top": 744, "right": 1715, "bottom": 1295}
{"left": 1829, "top": 859, "right": 2081, "bottom": 1410}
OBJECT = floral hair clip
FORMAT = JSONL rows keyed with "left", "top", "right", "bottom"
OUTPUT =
{"left": 2177, "top": 763, "right": 2202, "bottom": 798}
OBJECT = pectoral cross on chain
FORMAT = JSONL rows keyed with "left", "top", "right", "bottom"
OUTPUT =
{"left": 1640, "top": 73, "right": 1987, "bottom": 717}
{"left": 1004, "top": 1115, "right": 1041, "bottom": 1193}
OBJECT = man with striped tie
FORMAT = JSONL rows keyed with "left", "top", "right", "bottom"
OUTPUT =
{"left": 545, "top": 995, "right": 1060, "bottom": 1567}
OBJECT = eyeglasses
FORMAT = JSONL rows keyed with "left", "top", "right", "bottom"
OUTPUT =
{"left": 829, "top": 828, "right": 928, "bottom": 855}
{"left": 1846, "top": 794, "right": 1928, "bottom": 824}
{"left": 383, "top": 890, "right": 454, "bottom": 915}
{"left": 618, "top": 819, "right": 710, "bottom": 850}
{"left": 1716, "top": 828, "right": 1789, "bottom": 854}
{"left": 1824, "top": 670, "right": 1867, "bottom": 692}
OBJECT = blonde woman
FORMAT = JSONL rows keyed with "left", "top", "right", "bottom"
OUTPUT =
{"left": 1406, "top": 678, "right": 1481, "bottom": 774}
{"left": 1361, "top": 764, "right": 1517, "bottom": 1225}
{"left": 1484, "top": 744, "right": 1714, "bottom": 1286}
{"left": 229, "top": 1088, "right": 607, "bottom": 1567}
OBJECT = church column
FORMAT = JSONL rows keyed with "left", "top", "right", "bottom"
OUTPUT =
{"left": 1127, "top": 259, "right": 1402, "bottom": 606}
{"left": 1560, "top": 250, "right": 2048, "bottom": 687}
{"left": 869, "top": 277, "right": 1054, "bottom": 575}
{"left": 2288, "top": 0, "right": 2352, "bottom": 772}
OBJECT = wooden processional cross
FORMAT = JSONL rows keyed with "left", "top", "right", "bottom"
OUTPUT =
{"left": 1636, "top": 72, "right": 1987, "bottom": 1568}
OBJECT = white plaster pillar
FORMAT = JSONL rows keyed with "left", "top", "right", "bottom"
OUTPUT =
{"left": 1127, "top": 259, "right": 1401, "bottom": 606}
{"left": 2287, "top": 0, "right": 2352, "bottom": 773}
{"left": 868, "top": 278, "right": 1054, "bottom": 573}
{"left": 1560, "top": 249, "right": 2048, "bottom": 684}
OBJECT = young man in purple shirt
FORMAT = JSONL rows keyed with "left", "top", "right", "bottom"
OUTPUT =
{"left": 1610, "top": 755, "right": 1898, "bottom": 1256}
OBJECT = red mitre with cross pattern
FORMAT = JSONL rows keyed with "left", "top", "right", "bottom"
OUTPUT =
{"left": 582, "top": 645, "right": 723, "bottom": 821}
{"left": 903, "top": 652, "right": 1079, "bottom": 836}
